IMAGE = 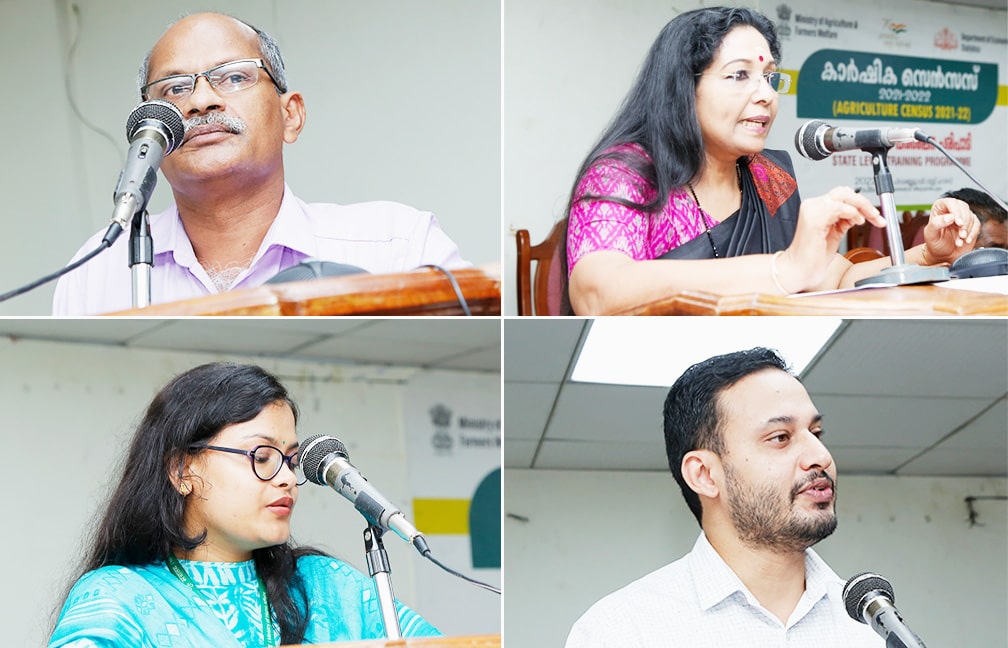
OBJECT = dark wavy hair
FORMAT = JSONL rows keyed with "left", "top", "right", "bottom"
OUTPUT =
{"left": 559, "top": 7, "right": 781, "bottom": 312}
{"left": 663, "top": 347, "right": 791, "bottom": 526}
{"left": 53, "top": 362, "right": 324, "bottom": 644}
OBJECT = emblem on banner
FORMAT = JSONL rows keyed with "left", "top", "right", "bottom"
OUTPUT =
{"left": 775, "top": 4, "right": 792, "bottom": 39}
{"left": 429, "top": 403, "right": 454, "bottom": 454}
{"left": 934, "top": 28, "right": 958, "bottom": 51}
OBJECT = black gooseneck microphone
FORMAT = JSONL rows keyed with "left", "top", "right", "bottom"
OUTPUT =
{"left": 0, "top": 99, "right": 186, "bottom": 305}
{"left": 843, "top": 572, "right": 927, "bottom": 647}
{"left": 300, "top": 434, "right": 430, "bottom": 555}
{"left": 105, "top": 99, "right": 186, "bottom": 244}
{"left": 299, "top": 433, "right": 501, "bottom": 595}
{"left": 794, "top": 120, "right": 921, "bottom": 161}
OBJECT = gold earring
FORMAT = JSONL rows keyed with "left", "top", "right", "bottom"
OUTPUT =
{"left": 179, "top": 483, "right": 190, "bottom": 496}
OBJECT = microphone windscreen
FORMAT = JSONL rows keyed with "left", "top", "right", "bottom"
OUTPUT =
{"left": 265, "top": 259, "right": 369, "bottom": 285}
{"left": 126, "top": 99, "right": 185, "bottom": 151}
{"left": 300, "top": 434, "right": 349, "bottom": 485}
{"left": 795, "top": 119, "right": 829, "bottom": 161}
{"left": 843, "top": 572, "right": 895, "bottom": 622}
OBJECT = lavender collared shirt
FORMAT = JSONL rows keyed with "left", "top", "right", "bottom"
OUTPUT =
{"left": 52, "top": 185, "right": 469, "bottom": 315}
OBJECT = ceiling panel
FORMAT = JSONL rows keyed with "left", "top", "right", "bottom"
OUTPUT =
{"left": 0, "top": 319, "right": 500, "bottom": 372}
{"left": 935, "top": 399, "right": 1008, "bottom": 450}
{"left": 503, "top": 439, "right": 540, "bottom": 469}
{"left": 441, "top": 346, "right": 502, "bottom": 372}
{"left": 898, "top": 449, "right": 1008, "bottom": 476}
{"left": 502, "top": 318, "right": 1008, "bottom": 478}
{"left": 829, "top": 447, "right": 925, "bottom": 474}
{"left": 547, "top": 383, "right": 667, "bottom": 443}
{"left": 0, "top": 319, "right": 163, "bottom": 343}
{"left": 501, "top": 319, "right": 586, "bottom": 382}
{"left": 535, "top": 440, "right": 670, "bottom": 471}
{"left": 128, "top": 320, "right": 355, "bottom": 355}
{"left": 812, "top": 395, "right": 994, "bottom": 448}
{"left": 803, "top": 320, "right": 1007, "bottom": 398}
{"left": 503, "top": 381, "right": 561, "bottom": 440}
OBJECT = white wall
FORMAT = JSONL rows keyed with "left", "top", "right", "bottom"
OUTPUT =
{"left": 502, "top": 469, "right": 1007, "bottom": 647}
{"left": 0, "top": 0, "right": 500, "bottom": 315}
{"left": 3, "top": 336, "right": 500, "bottom": 648}
{"left": 501, "top": 0, "right": 1008, "bottom": 313}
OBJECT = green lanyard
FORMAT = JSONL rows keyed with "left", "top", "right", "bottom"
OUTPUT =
{"left": 166, "top": 554, "right": 277, "bottom": 647}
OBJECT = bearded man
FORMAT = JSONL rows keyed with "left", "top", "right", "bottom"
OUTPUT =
{"left": 566, "top": 347, "right": 882, "bottom": 647}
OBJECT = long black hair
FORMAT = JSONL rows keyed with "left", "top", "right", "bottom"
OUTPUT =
{"left": 559, "top": 7, "right": 781, "bottom": 311}
{"left": 54, "top": 362, "right": 324, "bottom": 644}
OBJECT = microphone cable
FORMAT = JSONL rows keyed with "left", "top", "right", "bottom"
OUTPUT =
{"left": 0, "top": 240, "right": 110, "bottom": 304}
{"left": 420, "top": 264, "right": 472, "bottom": 316}
{"left": 419, "top": 547, "right": 501, "bottom": 595}
{"left": 914, "top": 131, "right": 1008, "bottom": 212}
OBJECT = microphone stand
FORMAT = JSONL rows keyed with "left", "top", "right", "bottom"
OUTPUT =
{"left": 854, "top": 146, "right": 949, "bottom": 287}
{"left": 129, "top": 209, "right": 153, "bottom": 309}
{"left": 363, "top": 524, "right": 402, "bottom": 640}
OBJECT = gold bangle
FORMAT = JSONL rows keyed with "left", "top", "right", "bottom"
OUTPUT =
{"left": 920, "top": 245, "right": 932, "bottom": 265}
{"left": 771, "top": 251, "right": 792, "bottom": 295}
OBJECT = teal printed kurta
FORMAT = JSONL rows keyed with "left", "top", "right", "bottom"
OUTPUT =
{"left": 50, "top": 555, "right": 440, "bottom": 647}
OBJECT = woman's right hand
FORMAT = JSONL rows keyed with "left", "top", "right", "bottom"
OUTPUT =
{"left": 777, "top": 187, "right": 886, "bottom": 291}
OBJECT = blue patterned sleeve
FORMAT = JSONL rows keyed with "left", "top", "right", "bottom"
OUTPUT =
{"left": 297, "top": 556, "right": 441, "bottom": 642}
{"left": 48, "top": 569, "right": 153, "bottom": 648}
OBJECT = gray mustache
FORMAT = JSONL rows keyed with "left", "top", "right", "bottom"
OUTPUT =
{"left": 183, "top": 112, "right": 247, "bottom": 134}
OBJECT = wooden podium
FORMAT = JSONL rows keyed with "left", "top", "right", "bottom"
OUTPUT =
{"left": 106, "top": 266, "right": 501, "bottom": 316}
{"left": 279, "top": 634, "right": 500, "bottom": 648}
{"left": 613, "top": 283, "right": 1008, "bottom": 316}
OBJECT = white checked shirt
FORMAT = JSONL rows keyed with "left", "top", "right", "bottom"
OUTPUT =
{"left": 565, "top": 532, "right": 883, "bottom": 648}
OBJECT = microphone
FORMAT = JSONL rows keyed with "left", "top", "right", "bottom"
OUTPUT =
{"left": 795, "top": 120, "right": 921, "bottom": 161}
{"left": 843, "top": 572, "right": 927, "bottom": 647}
{"left": 106, "top": 99, "right": 186, "bottom": 244}
{"left": 300, "top": 434, "right": 430, "bottom": 554}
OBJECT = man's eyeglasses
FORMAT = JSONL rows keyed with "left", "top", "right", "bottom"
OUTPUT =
{"left": 141, "top": 58, "right": 285, "bottom": 103}
{"left": 696, "top": 70, "right": 792, "bottom": 94}
{"left": 193, "top": 444, "right": 307, "bottom": 485}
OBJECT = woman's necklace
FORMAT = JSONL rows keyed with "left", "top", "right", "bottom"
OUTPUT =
{"left": 686, "top": 183, "right": 721, "bottom": 258}
{"left": 687, "top": 163, "right": 743, "bottom": 259}
{"left": 166, "top": 554, "right": 277, "bottom": 646}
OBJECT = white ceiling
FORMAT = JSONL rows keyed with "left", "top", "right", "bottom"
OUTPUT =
{"left": 503, "top": 319, "right": 1008, "bottom": 477}
{"left": 944, "top": 0, "right": 1006, "bottom": 8}
{"left": 0, "top": 319, "right": 501, "bottom": 373}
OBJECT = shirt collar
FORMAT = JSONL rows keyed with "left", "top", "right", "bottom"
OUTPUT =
{"left": 689, "top": 532, "right": 837, "bottom": 621}
{"left": 150, "top": 184, "right": 319, "bottom": 266}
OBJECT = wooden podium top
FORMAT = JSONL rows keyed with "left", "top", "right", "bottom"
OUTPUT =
{"left": 613, "top": 281, "right": 1008, "bottom": 316}
{"left": 106, "top": 265, "right": 501, "bottom": 317}
{"left": 279, "top": 633, "right": 500, "bottom": 648}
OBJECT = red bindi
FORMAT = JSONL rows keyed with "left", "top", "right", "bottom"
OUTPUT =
{"left": 759, "top": 55, "right": 764, "bottom": 62}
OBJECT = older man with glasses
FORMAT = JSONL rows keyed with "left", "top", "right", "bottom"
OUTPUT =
{"left": 53, "top": 12, "right": 468, "bottom": 315}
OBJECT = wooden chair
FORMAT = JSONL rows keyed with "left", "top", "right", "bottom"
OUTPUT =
{"left": 846, "top": 209, "right": 929, "bottom": 256}
{"left": 515, "top": 220, "right": 566, "bottom": 316}
{"left": 844, "top": 247, "right": 886, "bottom": 263}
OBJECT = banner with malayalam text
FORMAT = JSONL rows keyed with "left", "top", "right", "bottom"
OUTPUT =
{"left": 763, "top": 0, "right": 1006, "bottom": 207}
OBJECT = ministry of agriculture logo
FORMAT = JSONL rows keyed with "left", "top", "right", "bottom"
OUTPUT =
{"left": 429, "top": 404, "right": 453, "bottom": 453}
{"left": 775, "top": 4, "right": 792, "bottom": 38}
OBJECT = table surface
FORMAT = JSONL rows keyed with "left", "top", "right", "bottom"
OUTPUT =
{"left": 613, "top": 281, "right": 1008, "bottom": 316}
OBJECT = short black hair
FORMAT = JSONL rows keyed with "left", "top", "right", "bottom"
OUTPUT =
{"left": 663, "top": 347, "right": 791, "bottom": 525}
{"left": 940, "top": 187, "right": 1007, "bottom": 224}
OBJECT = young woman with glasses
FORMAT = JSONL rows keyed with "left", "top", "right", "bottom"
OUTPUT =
{"left": 561, "top": 7, "right": 979, "bottom": 315}
{"left": 49, "top": 362, "right": 439, "bottom": 647}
